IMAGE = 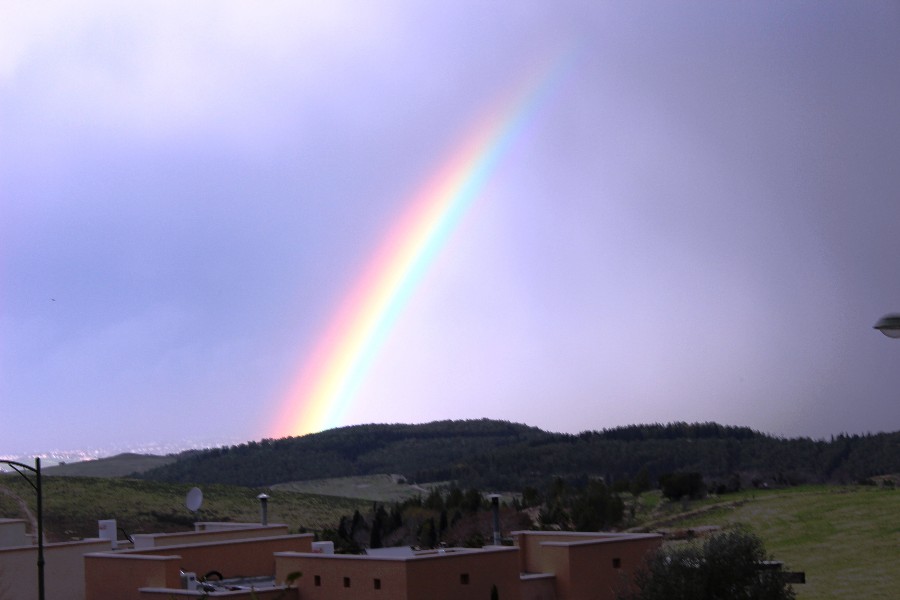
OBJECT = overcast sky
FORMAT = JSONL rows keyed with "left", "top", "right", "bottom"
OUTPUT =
{"left": 2, "top": 1, "right": 900, "bottom": 457}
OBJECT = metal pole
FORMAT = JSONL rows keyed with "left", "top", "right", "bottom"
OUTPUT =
{"left": 36, "top": 457, "right": 44, "bottom": 600}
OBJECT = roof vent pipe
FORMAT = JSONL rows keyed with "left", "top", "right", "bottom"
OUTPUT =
{"left": 489, "top": 494, "right": 501, "bottom": 545}
{"left": 257, "top": 493, "right": 270, "bottom": 526}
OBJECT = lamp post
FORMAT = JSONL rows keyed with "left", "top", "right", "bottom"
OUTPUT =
{"left": 873, "top": 314, "right": 900, "bottom": 338}
{"left": 1, "top": 458, "right": 44, "bottom": 600}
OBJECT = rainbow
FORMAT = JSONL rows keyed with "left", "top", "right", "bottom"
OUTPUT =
{"left": 273, "top": 51, "right": 574, "bottom": 438}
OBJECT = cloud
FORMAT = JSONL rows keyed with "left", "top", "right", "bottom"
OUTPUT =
{"left": 1, "top": 1, "right": 401, "bottom": 141}
{"left": 2, "top": 1, "right": 900, "bottom": 453}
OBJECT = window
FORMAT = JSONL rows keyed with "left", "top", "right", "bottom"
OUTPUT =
{"left": 612, "top": 558, "right": 622, "bottom": 569}
{"left": 344, "top": 577, "right": 351, "bottom": 588}
{"left": 314, "top": 575, "right": 321, "bottom": 587}
{"left": 460, "top": 573, "right": 470, "bottom": 585}
{"left": 374, "top": 578, "right": 382, "bottom": 590}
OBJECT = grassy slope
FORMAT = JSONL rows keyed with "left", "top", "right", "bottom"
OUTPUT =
{"left": 648, "top": 485, "right": 900, "bottom": 600}
{"left": 0, "top": 475, "right": 370, "bottom": 541}
{"left": 272, "top": 474, "right": 443, "bottom": 502}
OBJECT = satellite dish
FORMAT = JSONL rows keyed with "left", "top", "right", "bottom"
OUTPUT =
{"left": 186, "top": 487, "right": 203, "bottom": 512}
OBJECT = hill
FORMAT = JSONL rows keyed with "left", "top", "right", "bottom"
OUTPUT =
{"left": 141, "top": 419, "right": 550, "bottom": 487}
{"left": 139, "top": 419, "right": 900, "bottom": 491}
{"left": 42, "top": 453, "right": 177, "bottom": 477}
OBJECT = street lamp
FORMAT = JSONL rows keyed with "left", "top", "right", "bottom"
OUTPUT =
{"left": 1, "top": 458, "right": 44, "bottom": 600}
{"left": 873, "top": 314, "right": 900, "bottom": 338}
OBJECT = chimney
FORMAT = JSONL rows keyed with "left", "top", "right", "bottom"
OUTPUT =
{"left": 257, "top": 493, "right": 270, "bottom": 526}
{"left": 489, "top": 494, "right": 501, "bottom": 545}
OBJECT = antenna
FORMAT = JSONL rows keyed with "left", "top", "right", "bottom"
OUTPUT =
{"left": 186, "top": 487, "right": 203, "bottom": 512}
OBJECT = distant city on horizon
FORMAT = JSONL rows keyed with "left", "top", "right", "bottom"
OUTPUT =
{"left": 0, "top": 436, "right": 241, "bottom": 469}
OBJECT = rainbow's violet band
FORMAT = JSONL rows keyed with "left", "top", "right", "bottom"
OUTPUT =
{"left": 273, "top": 50, "right": 575, "bottom": 438}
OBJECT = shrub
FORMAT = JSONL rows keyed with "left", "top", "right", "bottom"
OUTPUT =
{"left": 623, "top": 526, "right": 796, "bottom": 600}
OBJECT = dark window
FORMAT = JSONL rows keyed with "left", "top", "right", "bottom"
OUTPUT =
{"left": 314, "top": 575, "right": 321, "bottom": 586}
{"left": 460, "top": 573, "right": 470, "bottom": 585}
{"left": 612, "top": 558, "right": 622, "bottom": 569}
{"left": 374, "top": 578, "right": 382, "bottom": 590}
{"left": 344, "top": 577, "right": 351, "bottom": 588}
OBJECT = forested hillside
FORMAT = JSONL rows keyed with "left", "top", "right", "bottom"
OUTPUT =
{"left": 138, "top": 419, "right": 900, "bottom": 490}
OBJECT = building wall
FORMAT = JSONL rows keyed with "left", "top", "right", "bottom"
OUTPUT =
{"left": 0, "top": 538, "right": 111, "bottom": 600}
{"left": 563, "top": 537, "right": 659, "bottom": 600}
{"left": 276, "top": 552, "right": 410, "bottom": 600}
{"left": 137, "top": 534, "right": 312, "bottom": 578}
{"left": 0, "top": 519, "right": 30, "bottom": 548}
{"left": 85, "top": 534, "right": 313, "bottom": 588}
{"left": 405, "top": 549, "right": 522, "bottom": 600}
{"left": 520, "top": 574, "right": 558, "bottom": 600}
{"left": 132, "top": 524, "right": 290, "bottom": 549}
{"left": 84, "top": 535, "right": 312, "bottom": 600}
{"left": 564, "top": 543, "right": 626, "bottom": 600}
{"left": 512, "top": 531, "right": 661, "bottom": 600}
{"left": 276, "top": 547, "right": 522, "bottom": 600}
{"left": 514, "top": 532, "right": 623, "bottom": 574}
{"left": 84, "top": 554, "right": 181, "bottom": 600}
{"left": 535, "top": 544, "right": 573, "bottom": 599}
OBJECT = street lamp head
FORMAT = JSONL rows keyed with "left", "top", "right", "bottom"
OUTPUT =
{"left": 873, "top": 314, "right": 900, "bottom": 338}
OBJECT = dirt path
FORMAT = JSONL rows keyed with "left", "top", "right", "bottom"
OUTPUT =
{"left": 630, "top": 498, "right": 750, "bottom": 531}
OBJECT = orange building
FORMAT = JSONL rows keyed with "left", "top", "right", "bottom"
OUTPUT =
{"left": 3, "top": 516, "right": 661, "bottom": 599}
{"left": 84, "top": 525, "right": 312, "bottom": 600}
{"left": 274, "top": 545, "right": 522, "bottom": 600}
{"left": 272, "top": 531, "right": 661, "bottom": 600}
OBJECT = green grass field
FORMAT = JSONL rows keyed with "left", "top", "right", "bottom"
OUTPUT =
{"left": 644, "top": 485, "right": 900, "bottom": 600}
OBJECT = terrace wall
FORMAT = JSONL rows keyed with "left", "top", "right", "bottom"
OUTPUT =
{"left": 0, "top": 538, "right": 111, "bottom": 600}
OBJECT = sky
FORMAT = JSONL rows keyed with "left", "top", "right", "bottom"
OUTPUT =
{"left": 2, "top": 1, "right": 900, "bottom": 458}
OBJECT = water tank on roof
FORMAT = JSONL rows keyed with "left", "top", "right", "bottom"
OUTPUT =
{"left": 180, "top": 571, "right": 200, "bottom": 591}
{"left": 312, "top": 541, "right": 334, "bottom": 554}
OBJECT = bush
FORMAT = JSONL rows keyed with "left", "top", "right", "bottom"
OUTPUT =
{"left": 623, "top": 526, "right": 796, "bottom": 600}
{"left": 659, "top": 472, "right": 706, "bottom": 500}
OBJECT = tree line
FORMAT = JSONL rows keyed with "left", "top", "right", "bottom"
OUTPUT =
{"left": 138, "top": 419, "right": 900, "bottom": 491}
{"left": 318, "top": 477, "right": 627, "bottom": 553}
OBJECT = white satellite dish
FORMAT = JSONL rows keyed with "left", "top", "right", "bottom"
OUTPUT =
{"left": 186, "top": 487, "right": 203, "bottom": 512}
